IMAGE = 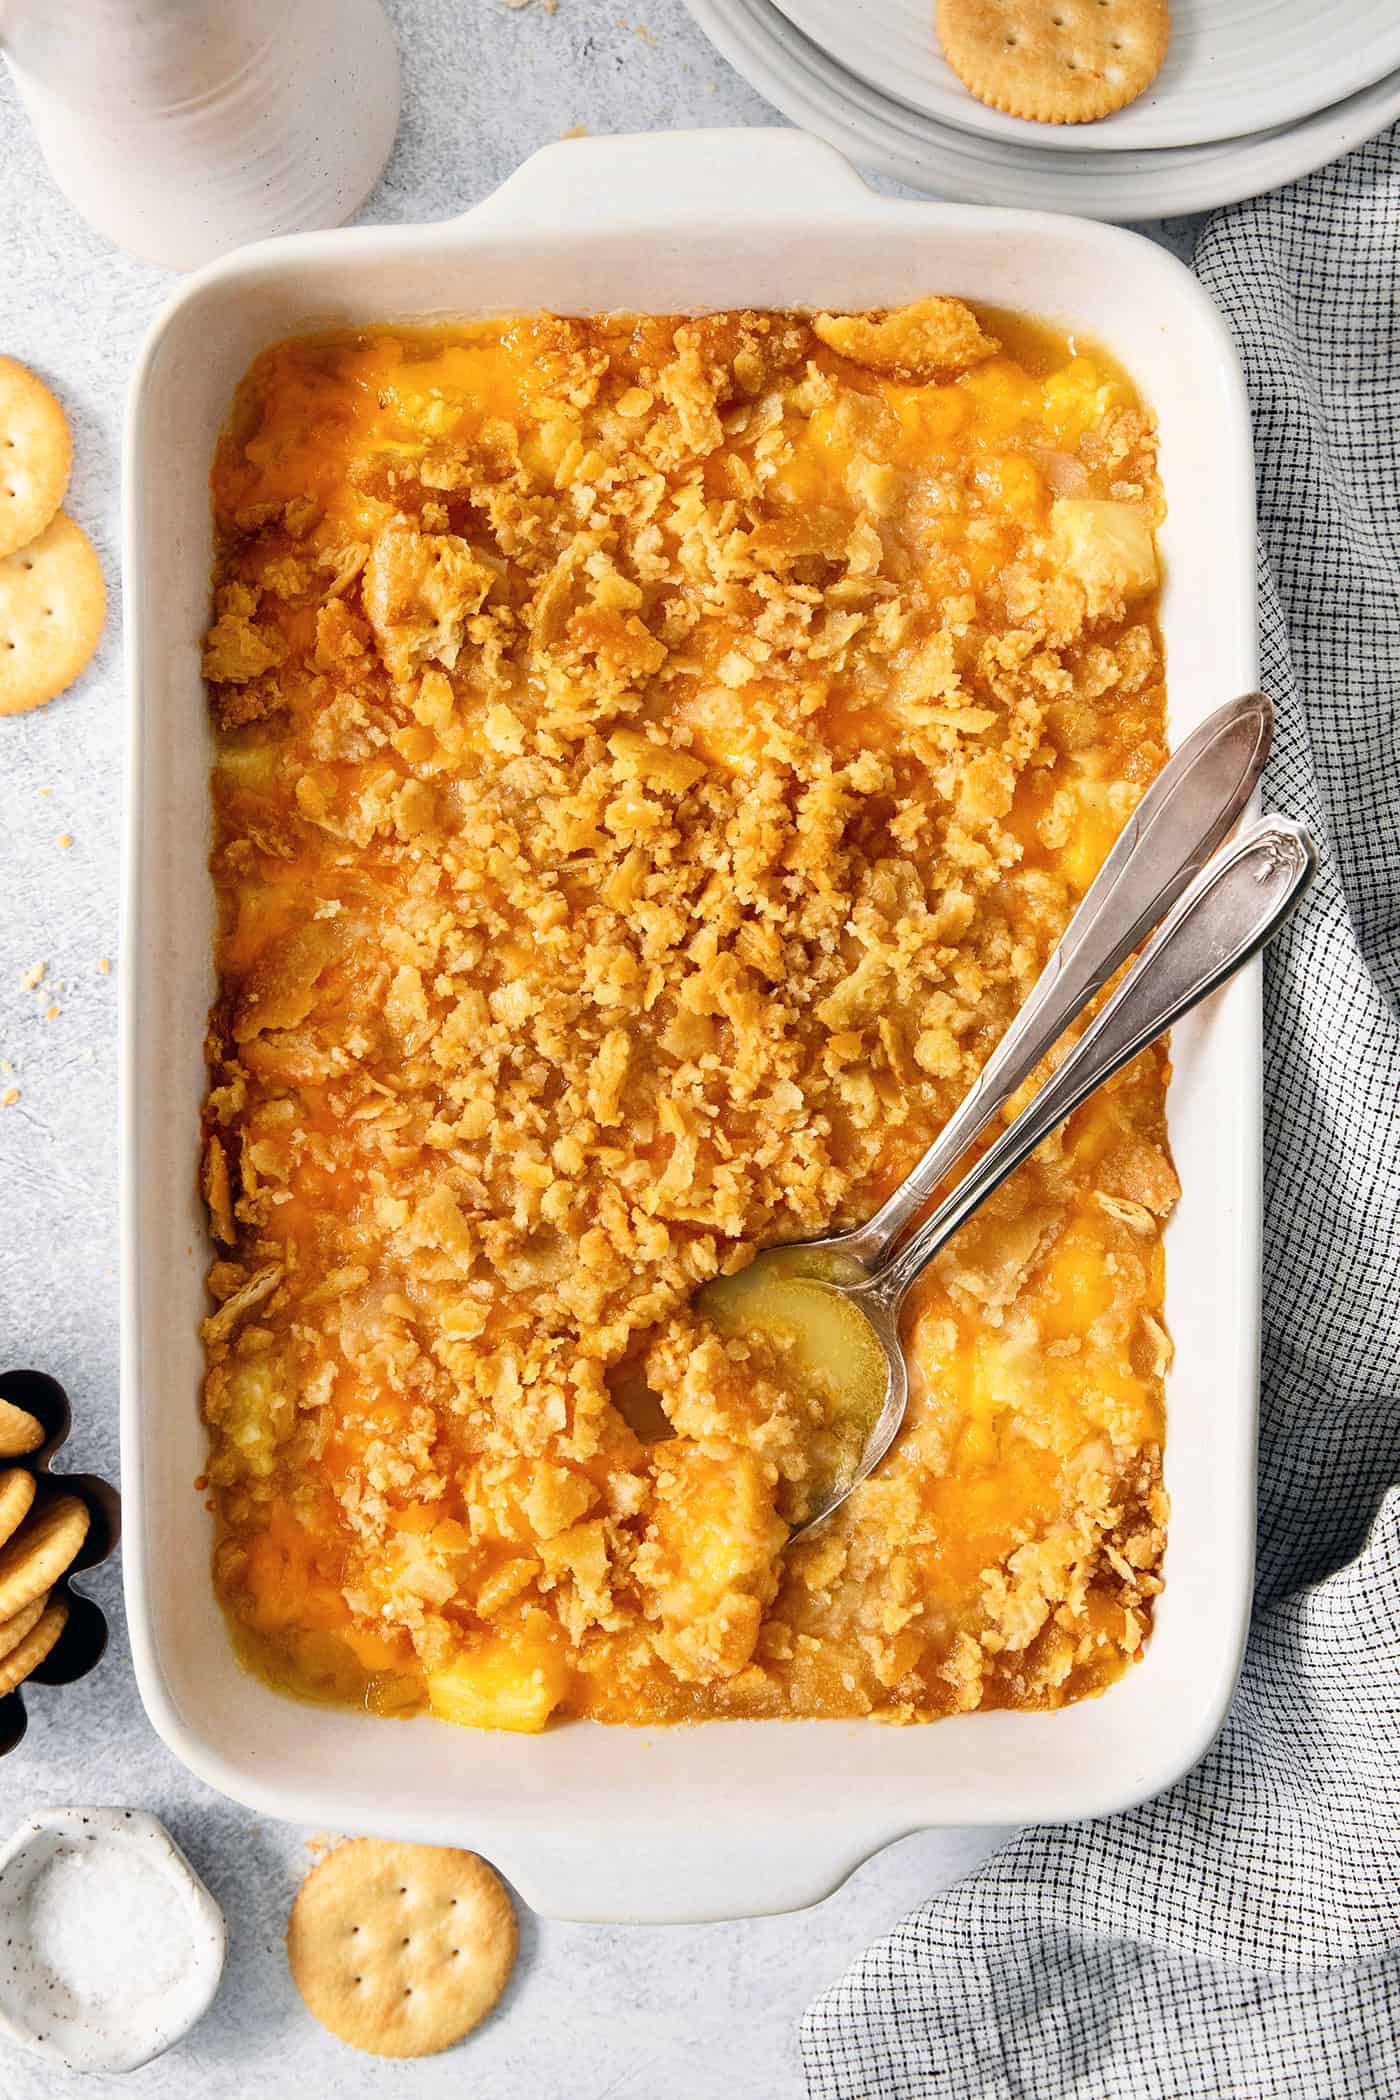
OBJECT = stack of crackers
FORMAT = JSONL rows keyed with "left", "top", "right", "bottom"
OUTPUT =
{"left": 0, "top": 358, "right": 105, "bottom": 718}
{"left": 0, "top": 1396, "right": 89, "bottom": 1698}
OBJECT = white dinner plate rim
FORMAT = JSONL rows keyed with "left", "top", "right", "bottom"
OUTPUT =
{"left": 686, "top": 0, "right": 1400, "bottom": 216}
{"left": 762, "top": 0, "right": 1400, "bottom": 155}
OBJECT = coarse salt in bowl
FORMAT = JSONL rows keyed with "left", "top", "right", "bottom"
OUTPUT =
{"left": 0, "top": 1807, "right": 226, "bottom": 2072}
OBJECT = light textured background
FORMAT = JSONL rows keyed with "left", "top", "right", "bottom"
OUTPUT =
{"left": 0, "top": 1, "right": 1199, "bottom": 2092}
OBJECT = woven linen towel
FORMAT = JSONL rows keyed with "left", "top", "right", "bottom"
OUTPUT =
{"left": 802, "top": 124, "right": 1400, "bottom": 2100}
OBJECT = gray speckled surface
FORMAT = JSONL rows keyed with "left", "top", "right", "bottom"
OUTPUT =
{"left": 0, "top": 1, "right": 1200, "bottom": 2091}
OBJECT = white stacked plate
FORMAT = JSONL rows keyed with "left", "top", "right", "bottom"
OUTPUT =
{"left": 684, "top": 0, "right": 1400, "bottom": 214}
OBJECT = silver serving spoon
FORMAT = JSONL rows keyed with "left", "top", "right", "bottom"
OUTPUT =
{"left": 633, "top": 694, "right": 1280, "bottom": 1464}
{"left": 796, "top": 688, "right": 1276, "bottom": 1278}
{"left": 702, "top": 809, "right": 1315, "bottom": 1538}
{"left": 628, "top": 694, "right": 1272, "bottom": 1503}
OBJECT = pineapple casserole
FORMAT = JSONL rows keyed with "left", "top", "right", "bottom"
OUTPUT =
{"left": 200, "top": 297, "right": 1176, "bottom": 1732}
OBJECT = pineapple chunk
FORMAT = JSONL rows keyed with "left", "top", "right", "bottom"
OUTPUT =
{"left": 215, "top": 741, "right": 280, "bottom": 789}
{"left": 651, "top": 1448, "right": 783, "bottom": 1622}
{"left": 1049, "top": 498, "right": 1158, "bottom": 612}
{"left": 427, "top": 1620, "right": 567, "bottom": 1734}
{"left": 221, "top": 1352, "right": 292, "bottom": 1478}
{"left": 638, "top": 1446, "right": 784, "bottom": 1683}
{"left": 1063, "top": 778, "right": 1118, "bottom": 896}
{"left": 1040, "top": 1219, "right": 1116, "bottom": 1343}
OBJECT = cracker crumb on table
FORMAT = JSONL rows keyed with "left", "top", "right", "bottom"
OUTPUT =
{"left": 200, "top": 300, "right": 1175, "bottom": 1732}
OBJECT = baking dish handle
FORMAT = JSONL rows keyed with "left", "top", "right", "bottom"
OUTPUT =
{"left": 453, "top": 127, "right": 876, "bottom": 234}
{"left": 502, "top": 1817, "right": 944, "bottom": 1926}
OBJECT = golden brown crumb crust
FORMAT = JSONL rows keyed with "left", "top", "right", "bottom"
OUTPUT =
{"left": 201, "top": 301, "right": 1174, "bottom": 1728}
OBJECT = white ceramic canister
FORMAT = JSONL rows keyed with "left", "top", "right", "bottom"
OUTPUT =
{"left": 0, "top": 0, "right": 401, "bottom": 271}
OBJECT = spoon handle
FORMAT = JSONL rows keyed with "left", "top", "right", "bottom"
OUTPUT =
{"left": 866, "top": 814, "right": 1315, "bottom": 1312}
{"left": 836, "top": 691, "right": 1274, "bottom": 1270}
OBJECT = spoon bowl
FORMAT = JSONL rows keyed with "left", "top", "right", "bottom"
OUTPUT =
{"left": 698, "top": 1244, "right": 903, "bottom": 1534}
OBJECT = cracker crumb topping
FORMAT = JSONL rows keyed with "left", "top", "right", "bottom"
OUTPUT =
{"left": 202, "top": 302, "right": 1174, "bottom": 1727}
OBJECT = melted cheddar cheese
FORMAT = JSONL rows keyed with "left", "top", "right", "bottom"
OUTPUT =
{"left": 200, "top": 298, "right": 1174, "bottom": 1729}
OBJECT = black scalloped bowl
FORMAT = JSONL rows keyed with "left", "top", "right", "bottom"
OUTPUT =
{"left": 0, "top": 1371, "right": 121, "bottom": 1757}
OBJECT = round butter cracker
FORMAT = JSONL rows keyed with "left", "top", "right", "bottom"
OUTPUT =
{"left": 936, "top": 0, "right": 1170, "bottom": 124}
{"left": 0, "top": 1493, "right": 90, "bottom": 1622}
{"left": 0, "top": 511, "right": 106, "bottom": 718}
{"left": 0, "top": 1600, "right": 67, "bottom": 1695}
{"left": 287, "top": 1839, "right": 517, "bottom": 2059}
{"left": 0, "top": 1469, "right": 36, "bottom": 1552}
{"left": 0, "top": 1398, "right": 45, "bottom": 1458}
{"left": 0, "top": 1593, "right": 49, "bottom": 1667}
{"left": 0, "top": 358, "right": 71, "bottom": 560}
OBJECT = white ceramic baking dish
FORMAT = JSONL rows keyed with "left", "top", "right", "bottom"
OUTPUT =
{"left": 121, "top": 128, "right": 1260, "bottom": 1926}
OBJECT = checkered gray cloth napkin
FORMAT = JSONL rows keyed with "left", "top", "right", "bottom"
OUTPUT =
{"left": 802, "top": 124, "right": 1400, "bottom": 2100}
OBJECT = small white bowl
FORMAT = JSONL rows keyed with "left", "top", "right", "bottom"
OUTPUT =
{"left": 0, "top": 1808, "right": 226, "bottom": 2072}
